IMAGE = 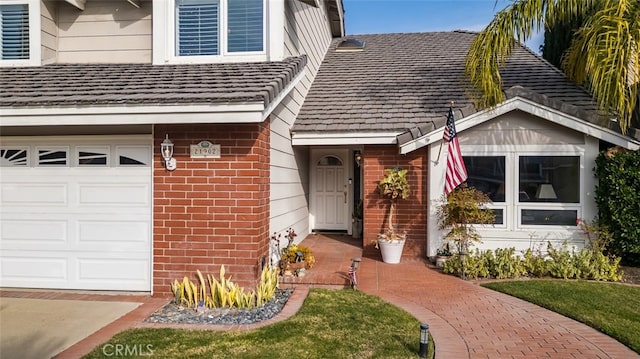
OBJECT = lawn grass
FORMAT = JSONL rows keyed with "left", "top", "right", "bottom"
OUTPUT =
{"left": 481, "top": 280, "right": 640, "bottom": 353}
{"left": 84, "top": 289, "right": 434, "bottom": 358}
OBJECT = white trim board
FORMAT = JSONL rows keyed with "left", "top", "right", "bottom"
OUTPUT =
{"left": 399, "top": 97, "right": 640, "bottom": 154}
{"left": 292, "top": 132, "right": 400, "bottom": 145}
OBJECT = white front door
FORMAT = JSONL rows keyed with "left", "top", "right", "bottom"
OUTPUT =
{"left": 311, "top": 149, "right": 349, "bottom": 231}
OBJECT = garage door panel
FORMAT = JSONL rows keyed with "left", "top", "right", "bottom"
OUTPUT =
{"left": 1, "top": 183, "right": 68, "bottom": 206}
{"left": 78, "top": 257, "right": 149, "bottom": 283}
{"left": 1, "top": 256, "right": 68, "bottom": 282}
{"left": 78, "top": 220, "right": 150, "bottom": 249}
{"left": 1, "top": 220, "right": 68, "bottom": 242}
{"left": 78, "top": 183, "right": 150, "bottom": 206}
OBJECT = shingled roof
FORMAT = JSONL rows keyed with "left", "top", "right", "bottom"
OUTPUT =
{"left": 293, "top": 31, "right": 602, "bottom": 134}
{"left": 0, "top": 56, "right": 307, "bottom": 108}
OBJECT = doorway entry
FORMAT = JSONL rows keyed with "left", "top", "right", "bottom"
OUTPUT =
{"left": 310, "top": 149, "right": 350, "bottom": 232}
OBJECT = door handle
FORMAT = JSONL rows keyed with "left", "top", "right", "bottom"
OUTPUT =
{"left": 344, "top": 191, "right": 347, "bottom": 204}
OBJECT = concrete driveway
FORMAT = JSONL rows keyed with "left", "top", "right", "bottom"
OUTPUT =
{"left": 0, "top": 296, "right": 139, "bottom": 359}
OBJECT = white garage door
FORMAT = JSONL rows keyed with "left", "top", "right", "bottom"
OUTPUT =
{"left": 0, "top": 136, "right": 152, "bottom": 291}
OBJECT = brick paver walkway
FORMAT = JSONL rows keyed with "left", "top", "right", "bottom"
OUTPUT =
{"left": 356, "top": 257, "right": 638, "bottom": 359}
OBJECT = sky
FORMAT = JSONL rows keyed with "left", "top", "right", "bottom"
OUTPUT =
{"left": 342, "top": 0, "right": 544, "bottom": 53}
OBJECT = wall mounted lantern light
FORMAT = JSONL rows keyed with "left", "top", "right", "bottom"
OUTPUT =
{"left": 354, "top": 150, "right": 363, "bottom": 167}
{"left": 161, "top": 134, "right": 177, "bottom": 171}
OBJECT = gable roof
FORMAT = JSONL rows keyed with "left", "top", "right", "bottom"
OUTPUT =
{"left": 292, "top": 31, "right": 636, "bottom": 145}
{"left": 0, "top": 56, "right": 307, "bottom": 126}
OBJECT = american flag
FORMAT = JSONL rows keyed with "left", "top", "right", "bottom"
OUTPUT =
{"left": 443, "top": 106, "right": 467, "bottom": 195}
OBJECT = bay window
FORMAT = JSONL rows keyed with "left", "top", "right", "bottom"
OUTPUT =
{"left": 462, "top": 153, "right": 581, "bottom": 228}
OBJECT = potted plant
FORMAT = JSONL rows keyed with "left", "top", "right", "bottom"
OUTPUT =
{"left": 375, "top": 167, "right": 411, "bottom": 263}
{"left": 352, "top": 199, "right": 363, "bottom": 239}
{"left": 436, "top": 184, "right": 495, "bottom": 257}
{"left": 435, "top": 242, "right": 453, "bottom": 268}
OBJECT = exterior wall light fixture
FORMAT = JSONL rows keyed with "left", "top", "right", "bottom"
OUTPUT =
{"left": 354, "top": 150, "right": 363, "bottom": 167}
{"left": 161, "top": 134, "right": 177, "bottom": 171}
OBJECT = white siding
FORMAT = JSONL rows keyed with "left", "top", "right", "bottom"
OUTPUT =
{"left": 268, "top": 0, "right": 333, "bottom": 242}
{"left": 56, "top": 1, "right": 152, "bottom": 63}
{"left": 41, "top": 0, "right": 57, "bottom": 63}
{"left": 460, "top": 111, "right": 585, "bottom": 146}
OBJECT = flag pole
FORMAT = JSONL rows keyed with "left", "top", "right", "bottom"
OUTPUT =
{"left": 433, "top": 101, "right": 455, "bottom": 165}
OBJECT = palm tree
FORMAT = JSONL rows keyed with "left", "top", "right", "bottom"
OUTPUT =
{"left": 465, "top": 0, "right": 640, "bottom": 134}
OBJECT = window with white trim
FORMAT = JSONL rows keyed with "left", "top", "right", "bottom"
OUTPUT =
{"left": 462, "top": 153, "right": 581, "bottom": 228}
{"left": 0, "top": 0, "right": 39, "bottom": 66}
{"left": 464, "top": 156, "right": 505, "bottom": 225}
{"left": 518, "top": 156, "right": 580, "bottom": 226}
{"left": 1, "top": 4, "right": 29, "bottom": 59}
{"left": 175, "top": 0, "right": 263, "bottom": 57}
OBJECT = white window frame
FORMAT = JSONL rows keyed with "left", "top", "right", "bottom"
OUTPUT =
{"left": 461, "top": 144, "right": 585, "bottom": 231}
{"left": 0, "top": 0, "right": 40, "bottom": 67}
{"left": 153, "top": 0, "right": 279, "bottom": 65}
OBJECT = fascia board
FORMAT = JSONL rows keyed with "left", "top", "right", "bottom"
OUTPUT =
{"left": 399, "top": 97, "right": 640, "bottom": 154}
{"left": 262, "top": 68, "right": 306, "bottom": 121}
{"left": 0, "top": 103, "right": 266, "bottom": 126}
{"left": 291, "top": 132, "right": 400, "bottom": 145}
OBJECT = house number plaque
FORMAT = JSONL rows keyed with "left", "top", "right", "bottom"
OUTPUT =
{"left": 190, "top": 141, "right": 221, "bottom": 158}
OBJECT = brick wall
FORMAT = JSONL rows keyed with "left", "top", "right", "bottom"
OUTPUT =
{"left": 153, "top": 123, "right": 270, "bottom": 296}
{"left": 362, "top": 145, "right": 427, "bottom": 258}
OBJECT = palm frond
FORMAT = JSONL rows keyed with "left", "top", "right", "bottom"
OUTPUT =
{"left": 465, "top": 0, "right": 547, "bottom": 109}
{"left": 563, "top": 0, "right": 640, "bottom": 133}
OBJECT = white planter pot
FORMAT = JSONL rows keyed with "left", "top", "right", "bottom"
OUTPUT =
{"left": 378, "top": 237, "right": 406, "bottom": 264}
{"left": 435, "top": 256, "right": 450, "bottom": 268}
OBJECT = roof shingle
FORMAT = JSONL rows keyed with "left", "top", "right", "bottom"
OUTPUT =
{"left": 293, "top": 31, "right": 602, "bottom": 134}
{"left": 0, "top": 56, "right": 307, "bottom": 108}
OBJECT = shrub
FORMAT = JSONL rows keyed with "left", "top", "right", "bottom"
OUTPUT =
{"left": 441, "top": 244, "right": 621, "bottom": 282}
{"left": 594, "top": 149, "right": 640, "bottom": 264}
{"left": 170, "top": 265, "right": 279, "bottom": 309}
{"left": 492, "top": 247, "right": 526, "bottom": 279}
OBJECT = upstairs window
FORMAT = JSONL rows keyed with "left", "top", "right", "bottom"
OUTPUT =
{"left": 175, "top": 0, "right": 263, "bottom": 57}
{"left": 1, "top": 4, "right": 29, "bottom": 60}
{"left": 227, "top": 0, "right": 263, "bottom": 52}
{"left": 176, "top": 0, "right": 220, "bottom": 56}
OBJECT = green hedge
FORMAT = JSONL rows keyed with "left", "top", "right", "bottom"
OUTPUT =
{"left": 594, "top": 150, "right": 640, "bottom": 265}
{"left": 442, "top": 243, "right": 622, "bottom": 281}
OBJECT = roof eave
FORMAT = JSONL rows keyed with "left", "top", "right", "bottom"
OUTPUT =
{"left": 0, "top": 102, "right": 266, "bottom": 127}
{"left": 291, "top": 131, "right": 400, "bottom": 145}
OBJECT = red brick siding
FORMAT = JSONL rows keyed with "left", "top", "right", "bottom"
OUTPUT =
{"left": 153, "top": 123, "right": 270, "bottom": 296}
{"left": 362, "top": 145, "right": 427, "bottom": 258}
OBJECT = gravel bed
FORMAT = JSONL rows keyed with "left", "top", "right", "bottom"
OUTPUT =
{"left": 144, "top": 288, "right": 294, "bottom": 325}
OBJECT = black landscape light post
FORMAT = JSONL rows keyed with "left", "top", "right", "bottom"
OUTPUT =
{"left": 460, "top": 247, "right": 468, "bottom": 280}
{"left": 349, "top": 257, "right": 361, "bottom": 289}
{"left": 419, "top": 323, "right": 429, "bottom": 358}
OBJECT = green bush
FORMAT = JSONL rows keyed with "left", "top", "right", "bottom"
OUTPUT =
{"left": 594, "top": 149, "right": 640, "bottom": 264}
{"left": 523, "top": 248, "right": 550, "bottom": 277}
{"left": 441, "top": 244, "right": 621, "bottom": 282}
{"left": 492, "top": 247, "right": 526, "bottom": 279}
